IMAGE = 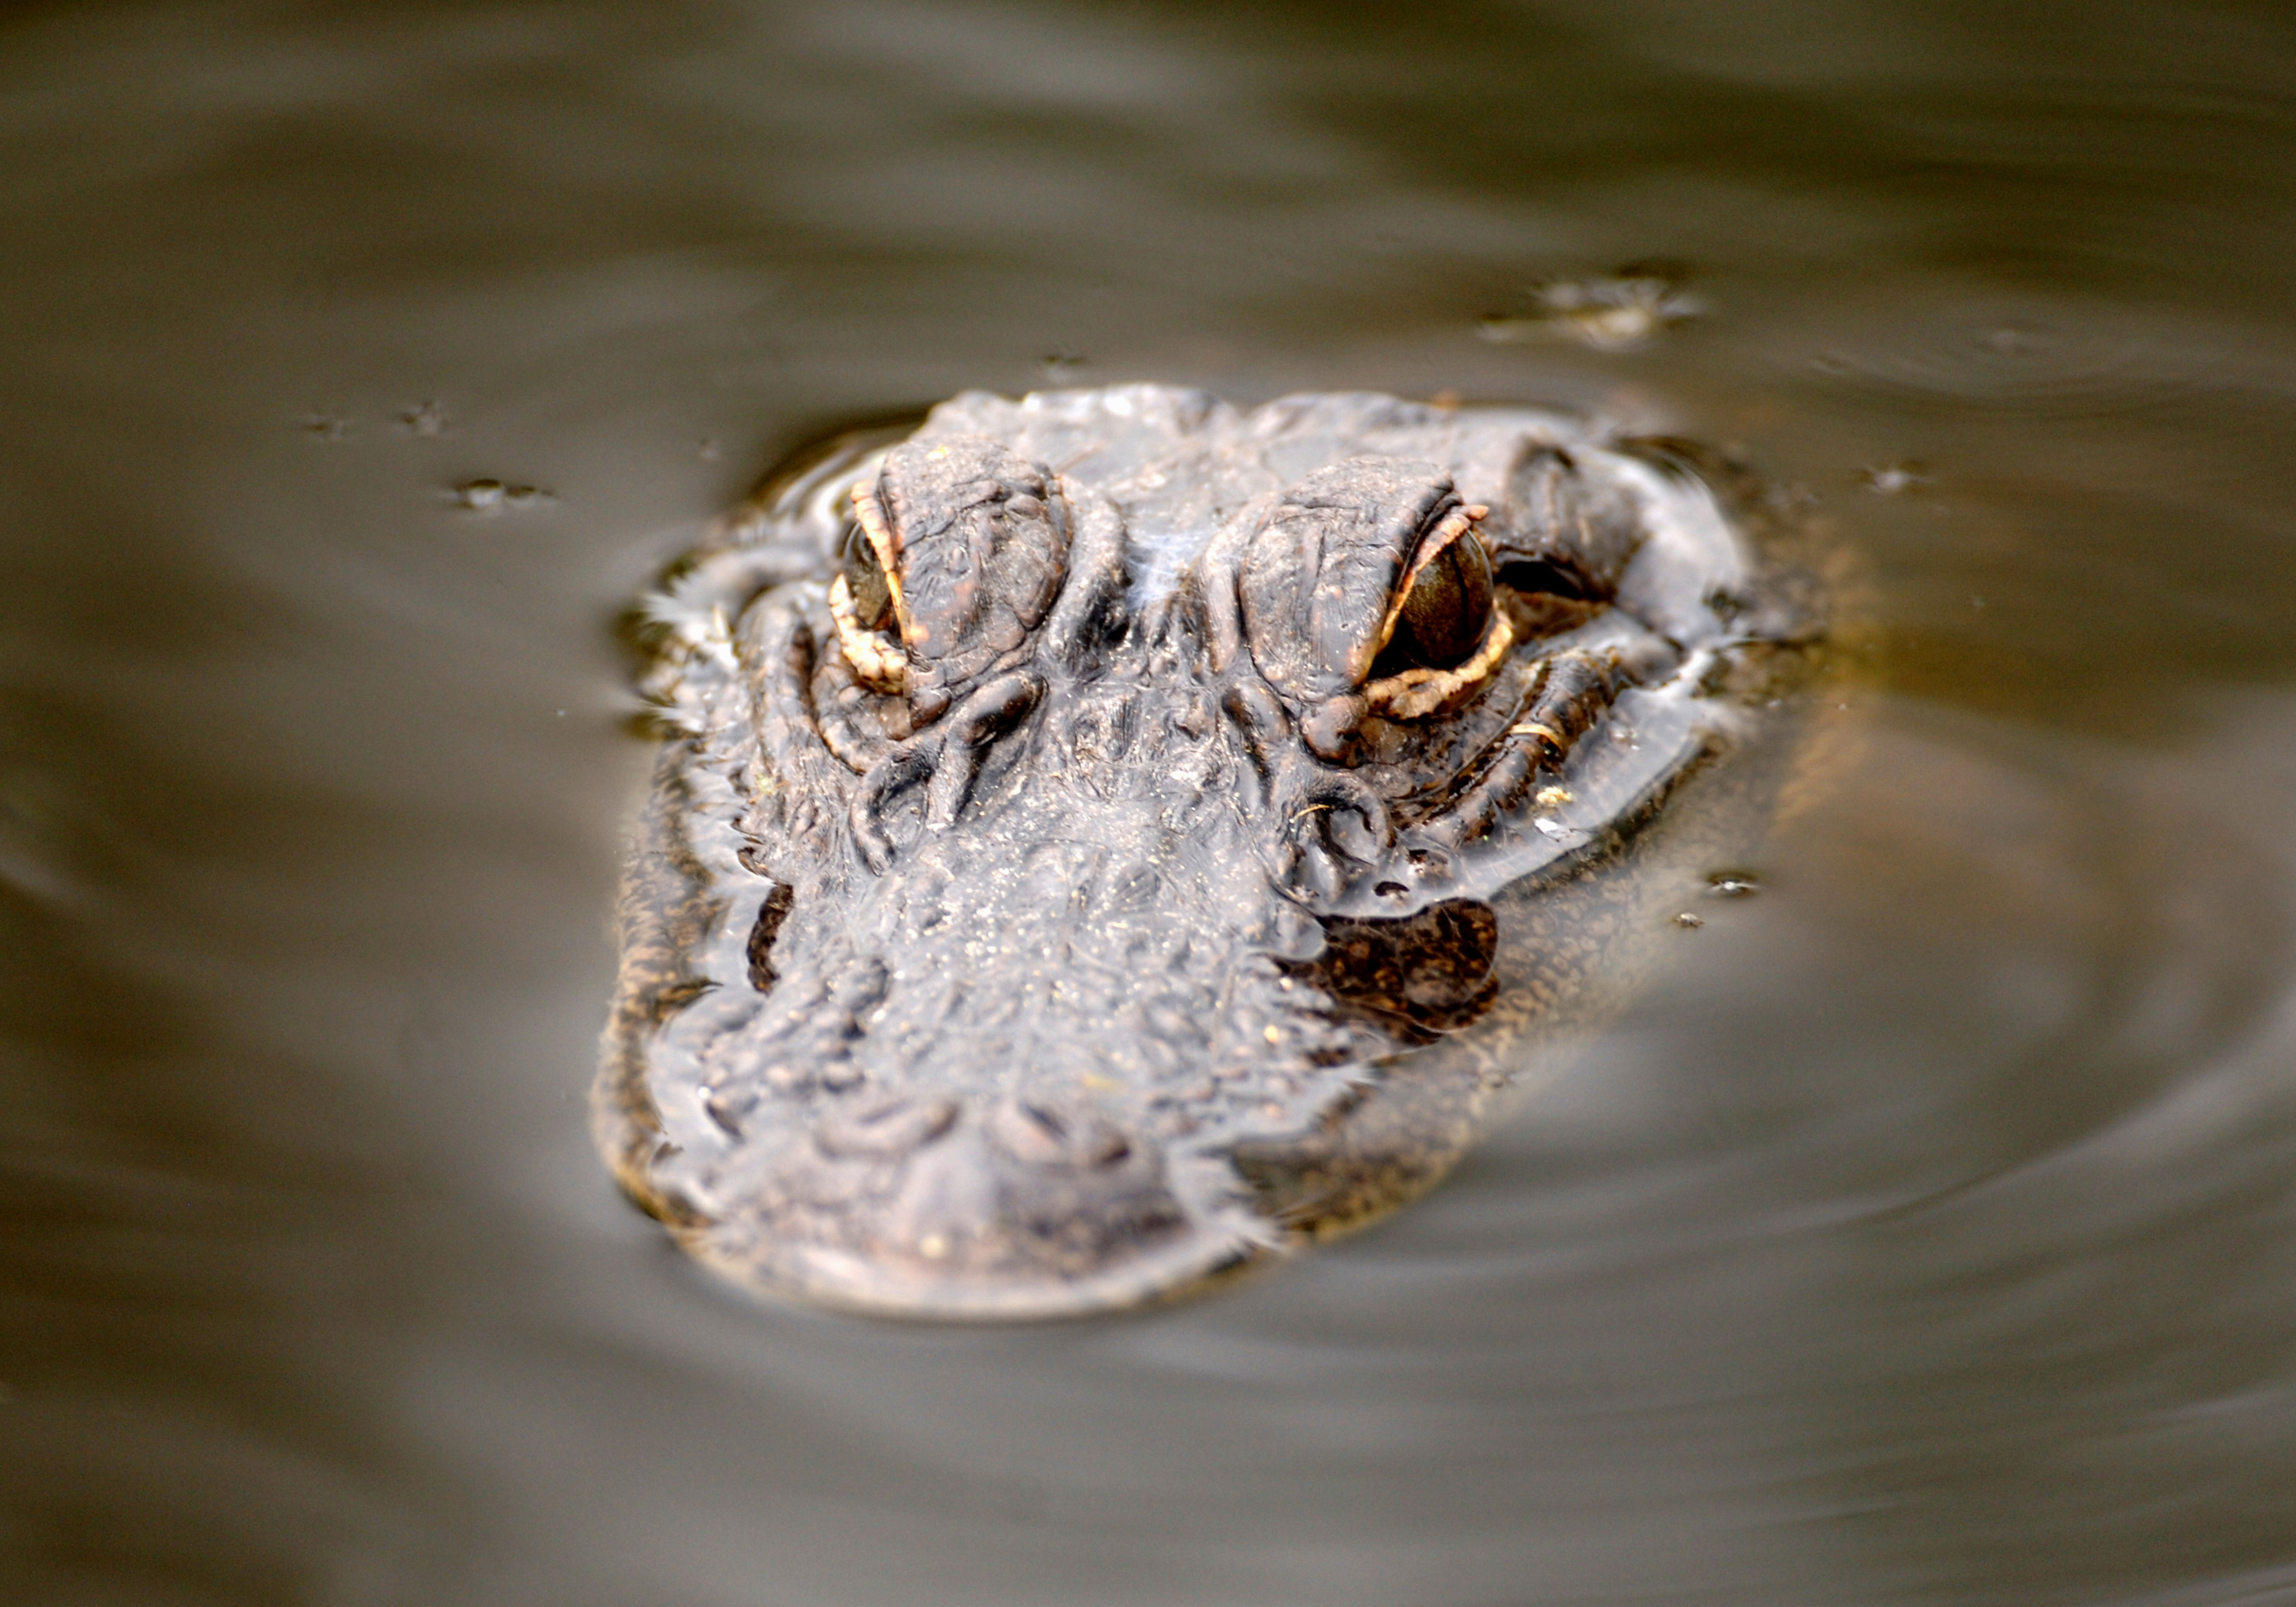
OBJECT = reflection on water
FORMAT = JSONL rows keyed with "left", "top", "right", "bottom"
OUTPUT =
{"left": 5, "top": 2, "right": 2296, "bottom": 1602}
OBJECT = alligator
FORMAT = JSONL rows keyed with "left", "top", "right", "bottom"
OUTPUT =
{"left": 595, "top": 386, "right": 1825, "bottom": 1319}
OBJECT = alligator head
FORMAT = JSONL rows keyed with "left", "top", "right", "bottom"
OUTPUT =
{"left": 598, "top": 388, "right": 1779, "bottom": 1318}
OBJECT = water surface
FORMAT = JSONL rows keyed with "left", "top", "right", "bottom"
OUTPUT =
{"left": 5, "top": 3, "right": 2296, "bottom": 1603}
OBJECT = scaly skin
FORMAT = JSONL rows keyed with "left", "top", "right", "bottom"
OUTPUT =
{"left": 596, "top": 386, "right": 1828, "bottom": 1319}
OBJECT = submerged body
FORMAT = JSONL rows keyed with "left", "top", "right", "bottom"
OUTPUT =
{"left": 598, "top": 386, "right": 1823, "bottom": 1319}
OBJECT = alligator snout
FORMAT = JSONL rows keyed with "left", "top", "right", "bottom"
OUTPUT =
{"left": 729, "top": 1090, "right": 1253, "bottom": 1318}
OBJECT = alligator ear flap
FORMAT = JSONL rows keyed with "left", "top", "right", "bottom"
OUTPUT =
{"left": 1479, "top": 443, "right": 1645, "bottom": 598}
{"left": 1039, "top": 481, "right": 1133, "bottom": 671}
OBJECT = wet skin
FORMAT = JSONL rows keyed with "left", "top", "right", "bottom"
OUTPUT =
{"left": 596, "top": 387, "right": 1821, "bottom": 1319}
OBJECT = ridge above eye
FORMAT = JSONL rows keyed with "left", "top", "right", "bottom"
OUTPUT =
{"left": 1234, "top": 456, "right": 1517, "bottom": 714}
{"left": 826, "top": 435, "right": 1078, "bottom": 709}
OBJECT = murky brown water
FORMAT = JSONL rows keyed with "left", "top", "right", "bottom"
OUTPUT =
{"left": 7, "top": 2, "right": 2296, "bottom": 1602}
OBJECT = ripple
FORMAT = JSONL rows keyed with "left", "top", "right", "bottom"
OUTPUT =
{"left": 1797, "top": 292, "right": 2296, "bottom": 416}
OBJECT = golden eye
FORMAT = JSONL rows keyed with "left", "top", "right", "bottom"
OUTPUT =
{"left": 840, "top": 523, "right": 896, "bottom": 633}
{"left": 1381, "top": 527, "right": 1495, "bottom": 671}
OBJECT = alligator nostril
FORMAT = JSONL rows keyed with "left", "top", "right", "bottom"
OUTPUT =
{"left": 814, "top": 1092, "right": 960, "bottom": 1157}
{"left": 988, "top": 1095, "right": 1133, "bottom": 1169}
{"left": 995, "top": 1100, "right": 1068, "bottom": 1162}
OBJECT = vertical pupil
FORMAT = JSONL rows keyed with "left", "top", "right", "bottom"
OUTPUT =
{"left": 843, "top": 526, "right": 895, "bottom": 631}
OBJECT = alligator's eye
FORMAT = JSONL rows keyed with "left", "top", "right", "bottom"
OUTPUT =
{"left": 1381, "top": 526, "right": 1495, "bottom": 672}
{"left": 1234, "top": 455, "right": 1513, "bottom": 734}
{"left": 840, "top": 523, "right": 896, "bottom": 633}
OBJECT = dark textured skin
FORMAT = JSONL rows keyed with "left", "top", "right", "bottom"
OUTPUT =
{"left": 597, "top": 387, "right": 1825, "bottom": 1319}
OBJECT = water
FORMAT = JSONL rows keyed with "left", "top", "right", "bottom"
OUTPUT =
{"left": 5, "top": 2, "right": 2296, "bottom": 1602}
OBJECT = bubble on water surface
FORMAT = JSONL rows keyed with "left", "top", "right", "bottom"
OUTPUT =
{"left": 1857, "top": 461, "right": 1931, "bottom": 495}
{"left": 1479, "top": 270, "right": 1702, "bottom": 352}
{"left": 451, "top": 479, "right": 553, "bottom": 513}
